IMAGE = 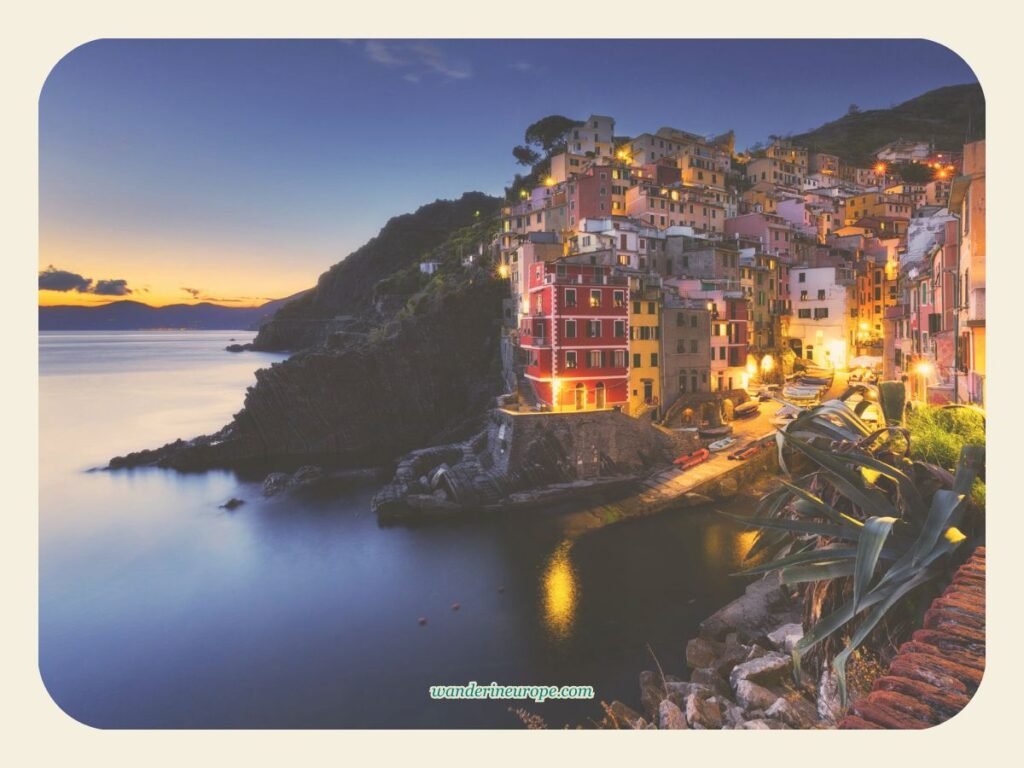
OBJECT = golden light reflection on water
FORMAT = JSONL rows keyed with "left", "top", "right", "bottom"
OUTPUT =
{"left": 702, "top": 524, "right": 760, "bottom": 565}
{"left": 542, "top": 540, "right": 578, "bottom": 641}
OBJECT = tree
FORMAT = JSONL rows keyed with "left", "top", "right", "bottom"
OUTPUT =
{"left": 512, "top": 145, "right": 541, "bottom": 166}
{"left": 524, "top": 115, "right": 581, "bottom": 154}
{"left": 848, "top": 103, "right": 861, "bottom": 115}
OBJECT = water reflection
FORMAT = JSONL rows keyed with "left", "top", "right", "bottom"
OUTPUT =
{"left": 542, "top": 540, "right": 578, "bottom": 641}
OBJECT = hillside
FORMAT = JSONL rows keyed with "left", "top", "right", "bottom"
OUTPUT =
{"left": 253, "top": 191, "right": 503, "bottom": 350}
{"left": 38, "top": 294, "right": 306, "bottom": 331}
{"left": 789, "top": 83, "right": 984, "bottom": 165}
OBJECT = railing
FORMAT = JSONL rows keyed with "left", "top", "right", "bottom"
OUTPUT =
{"left": 542, "top": 273, "right": 629, "bottom": 286}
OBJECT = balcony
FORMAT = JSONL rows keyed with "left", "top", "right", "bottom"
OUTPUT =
{"left": 885, "top": 304, "right": 909, "bottom": 320}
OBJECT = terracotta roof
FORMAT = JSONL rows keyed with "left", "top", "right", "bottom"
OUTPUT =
{"left": 838, "top": 547, "right": 985, "bottom": 729}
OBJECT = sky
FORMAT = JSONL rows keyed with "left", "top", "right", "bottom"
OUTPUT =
{"left": 39, "top": 39, "right": 979, "bottom": 307}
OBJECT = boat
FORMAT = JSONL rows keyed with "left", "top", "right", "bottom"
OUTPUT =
{"left": 673, "top": 447, "right": 710, "bottom": 471}
{"left": 708, "top": 437, "right": 737, "bottom": 453}
{"left": 734, "top": 401, "right": 760, "bottom": 419}
{"left": 698, "top": 425, "right": 733, "bottom": 439}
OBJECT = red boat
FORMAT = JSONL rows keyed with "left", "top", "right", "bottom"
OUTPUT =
{"left": 674, "top": 447, "right": 710, "bottom": 471}
{"left": 729, "top": 441, "right": 767, "bottom": 461}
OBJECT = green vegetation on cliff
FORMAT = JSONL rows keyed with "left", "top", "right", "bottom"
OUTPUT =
{"left": 789, "top": 83, "right": 984, "bottom": 166}
{"left": 254, "top": 191, "right": 502, "bottom": 350}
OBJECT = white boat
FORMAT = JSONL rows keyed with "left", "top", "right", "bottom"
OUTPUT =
{"left": 708, "top": 437, "right": 737, "bottom": 452}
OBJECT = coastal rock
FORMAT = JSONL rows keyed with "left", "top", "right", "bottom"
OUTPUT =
{"left": 219, "top": 497, "right": 245, "bottom": 510}
{"left": 262, "top": 472, "right": 292, "bottom": 496}
{"left": 735, "top": 680, "right": 781, "bottom": 712}
{"left": 698, "top": 573, "right": 798, "bottom": 643}
{"left": 665, "top": 681, "right": 713, "bottom": 708}
{"left": 767, "top": 623, "right": 804, "bottom": 653}
{"left": 225, "top": 343, "right": 252, "bottom": 353}
{"left": 721, "top": 700, "right": 748, "bottom": 728}
{"left": 765, "top": 696, "right": 819, "bottom": 729}
{"left": 685, "top": 692, "right": 722, "bottom": 730}
{"left": 291, "top": 465, "right": 324, "bottom": 485}
{"left": 729, "top": 651, "right": 792, "bottom": 690}
{"left": 740, "top": 718, "right": 788, "bottom": 730}
{"left": 658, "top": 699, "right": 688, "bottom": 730}
{"left": 108, "top": 263, "right": 509, "bottom": 472}
{"left": 607, "top": 701, "right": 647, "bottom": 730}
{"left": 689, "top": 667, "right": 731, "bottom": 699}
{"left": 639, "top": 670, "right": 665, "bottom": 720}
{"left": 686, "top": 637, "right": 724, "bottom": 669}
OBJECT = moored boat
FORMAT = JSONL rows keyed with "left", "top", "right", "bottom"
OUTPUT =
{"left": 673, "top": 447, "right": 710, "bottom": 471}
{"left": 708, "top": 436, "right": 737, "bottom": 453}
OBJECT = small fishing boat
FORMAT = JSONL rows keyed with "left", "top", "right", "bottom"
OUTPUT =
{"left": 673, "top": 447, "right": 710, "bottom": 471}
{"left": 734, "top": 401, "right": 760, "bottom": 419}
{"left": 698, "top": 425, "right": 733, "bottom": 439}
{"left": 708, "top": 437, "right": 737, "bottom": 453}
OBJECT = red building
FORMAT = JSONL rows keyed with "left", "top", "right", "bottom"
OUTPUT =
{"left": 520, "top": 261, "right": 630, "bottom": 410}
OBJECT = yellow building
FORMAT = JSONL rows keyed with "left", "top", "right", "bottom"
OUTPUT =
{"left": 627, "top": 276, "right": 662, "bottom": 417}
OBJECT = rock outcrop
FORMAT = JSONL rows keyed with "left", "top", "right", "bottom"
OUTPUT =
{"left": 372, "top": 408, "right": 686, "bottom": 523}
{"left": 109, "top": 270, "right": 507, "bottom": 472}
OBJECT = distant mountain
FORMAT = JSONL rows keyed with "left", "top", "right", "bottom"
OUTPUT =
{"left": 789, "top": 83, "right": 984, "bottom": 166}
{"left": 39, "top": 292, "right": 308, "bottom": 331}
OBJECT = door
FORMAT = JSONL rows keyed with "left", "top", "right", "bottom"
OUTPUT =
{"left": 574, "top": 384, "right": 586, "bottom": 411}
{"left": 596, "top": 382, "right": 607, "bottom": 409}
{"left": 643, "top": 381, "right": 652, "bottom": 404}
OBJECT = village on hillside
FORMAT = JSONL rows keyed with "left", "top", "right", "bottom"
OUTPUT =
{"left": 477, "top": 116, "right": 985, "bottom": 424}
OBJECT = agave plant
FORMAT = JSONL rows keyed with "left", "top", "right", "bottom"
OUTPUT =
{"left": 730, "top": 396, "right": 985, "bottom": 706}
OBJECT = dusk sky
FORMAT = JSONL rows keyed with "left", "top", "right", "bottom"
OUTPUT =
{"left": 39, "top": 39, "right": 978, "bottom": 307}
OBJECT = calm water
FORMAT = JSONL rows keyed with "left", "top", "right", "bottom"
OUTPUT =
{"left": 39, "top": 331, "right": 755, "bottom": 729}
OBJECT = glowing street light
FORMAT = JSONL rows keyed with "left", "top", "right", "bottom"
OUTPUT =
{"left": 760, "top": 354, "right": 775, "bottom": 373}
{"left": 497, "top": 264, "right": 510, "bottom": 279}
{"left": 874, "top": 162, "right": 887, "bottom": 175}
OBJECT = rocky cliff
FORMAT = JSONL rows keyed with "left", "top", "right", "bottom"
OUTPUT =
{"left": 252, "top": 191, "right": 502, "bottom": 351}
{"left": 110, "top": 268, "right": 507, "bottom": 471}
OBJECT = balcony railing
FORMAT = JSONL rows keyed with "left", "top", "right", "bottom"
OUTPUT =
{"left": 543, "top": 272, "right": 629, "bottom": 286}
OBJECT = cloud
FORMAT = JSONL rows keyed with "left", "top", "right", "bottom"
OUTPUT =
{"left": 363, "top": 40, "right": 472, "bottom": 82}
{"left": 39, "top": 265, "right": 133, "bottom": 295}
{"left": 39, "top": 266, "right": 92, "bottom": 293}
{"left": 92, "top": 279, "right": 132, "bottom": 296}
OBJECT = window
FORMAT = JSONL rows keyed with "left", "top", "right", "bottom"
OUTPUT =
{"left": 614, "top": 320, "right": 626, "bottom": 337}
{"left": 587, "top": 320, "right": 601, "bottom": 338}
{"left": 679, "top": 373, "right": 688, "bottom": 393}
{"left": 800, "top": 290, "right": 808, "bottom": 301}
{"left": 614, "top": 350, "right": 627, "bottom": 368}
{"left": 650, "top": 353, "right": 659, "bottom": 367}
{"left": 719, "top": 347, "right": 726, "bottom": 360}
{"left": 690, "top": 339, "right": 698, "bottom": 353}
{"left": 676, "top": 340, "right": 685, "bottom": 353}
{"left": 613, "top": 290, "right": 625, "bottom": 308}
{"left": 633, "top": 353, "right": 642, "bottom": 368}
{"left": 588, "top": 350, "right": 603, "bottom": 368}
{"left": 565, "top": 351, "right": 577, "bottom": 369}
{"left": 647, "top": 302, "right": 656, "bottom": 315}
{"left": 798, "top": 272, "right": 806, "bottom": 283}
{"left": 690, "top": 314, "right": 697, "bottom": 328}
{"left": 590, "top": 290, "right": 601, "bottom": 308}
{"left": 565, "top": 320, "right": 576, "bottom": 338}
{"left": 817, "top": 289, "right": 826, "bottom": 300}
{"left": 633, "top": 301, "right": 641, "bottom": 314}
{"left": 565, "top": 289, "right": 576, "bottom": 307}
{"left": 813, "top": 307, "right": 829, "bottom": 320}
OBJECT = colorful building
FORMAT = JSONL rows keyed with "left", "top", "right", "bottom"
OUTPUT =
{"left": 521, "top": 261, "right": 630, "bottom": 411}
